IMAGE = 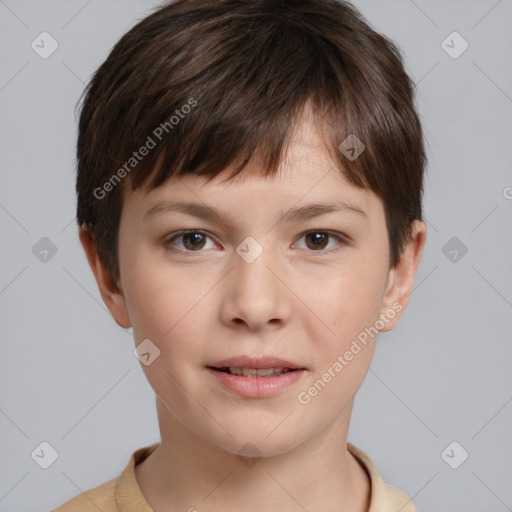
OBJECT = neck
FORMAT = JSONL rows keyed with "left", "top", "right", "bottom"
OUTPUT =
{"left": 135, "top": 397, "right": 370, "bottom": 512}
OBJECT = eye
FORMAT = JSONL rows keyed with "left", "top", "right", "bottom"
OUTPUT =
{"left": 165, "top": 230, "right": 217, "bottom": 252}
{"left": 294, "top": 231, "right": 347, "bottom": 252}
{"left": 164, "top": 229, "right": 347, "bottom": 254}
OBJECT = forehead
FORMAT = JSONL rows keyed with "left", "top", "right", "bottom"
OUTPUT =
{"left": 123, "top": 111, "right": 383, "bottom": 223}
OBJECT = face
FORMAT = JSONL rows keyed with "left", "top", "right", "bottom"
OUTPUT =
{"left": 99, "top": 115, "right": 423, "bottom": 458}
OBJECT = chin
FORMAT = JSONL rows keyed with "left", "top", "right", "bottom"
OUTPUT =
{"left": 207, "top": 425, "right": 304, "bottom": 459}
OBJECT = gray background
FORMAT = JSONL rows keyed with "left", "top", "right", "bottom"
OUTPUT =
{"left": 1, "top": 1, "right": 511, "bottom": 511}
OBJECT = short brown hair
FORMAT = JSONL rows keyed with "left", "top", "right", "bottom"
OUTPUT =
{"left": 76, "top": 0, "right": 426, "bottom": 285}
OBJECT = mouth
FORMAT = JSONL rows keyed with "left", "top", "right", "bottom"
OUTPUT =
{"left": 207, "top": 366, "right": 298, "bottom": 378}
{"left": 206, "top": 355, "right": 306, "bottom": 377}
{"left": 206, "top": 356, "right": 306, "bottom": 397}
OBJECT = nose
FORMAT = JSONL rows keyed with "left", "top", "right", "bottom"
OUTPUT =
{"left": 219, "top": 241, "right": 292, "bottom": 331}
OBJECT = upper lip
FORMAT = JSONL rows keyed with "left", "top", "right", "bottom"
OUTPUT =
{"left": 208, "top": 356, "right": 305, "bottom": 370}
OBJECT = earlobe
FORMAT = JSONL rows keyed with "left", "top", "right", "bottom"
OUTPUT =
{"left": 78, "top": 226, "right": 131, "bottom": 328}
{"left": 379, "top": 220, "right": 427, "bottom": 332}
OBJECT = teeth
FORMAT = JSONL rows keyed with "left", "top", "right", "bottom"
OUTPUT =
{"left": 227, "top": 367, "right": 292, "bottom": 377}
{"left": 253, "top": 368, "right": 273, "bottom": 377}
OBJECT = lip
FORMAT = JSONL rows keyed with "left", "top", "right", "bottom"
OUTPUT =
{"left": 206, "top": 367, "right": 306, "bottom": 398}
{"left": 207, "top": 355, "right": 305, "bottom": 370}
{"left": 206, "top": 356, "right": 307, "bottom": 398}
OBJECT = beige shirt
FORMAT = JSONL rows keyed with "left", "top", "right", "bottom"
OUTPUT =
{"left": 52, "top": 443, "right": 417, "bottom": 512}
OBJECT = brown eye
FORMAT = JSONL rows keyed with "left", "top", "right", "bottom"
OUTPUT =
{"left": 305, "top": 232, "right": 329, "bottom": 250}
{"left": 295, "top": 231, "right": 346, "bottom": 252}
{"left": 166, "top": 231, "right": 215, "bottom": 252}
{"left": 182, "top": 232, "right": 206, "bottom": 250}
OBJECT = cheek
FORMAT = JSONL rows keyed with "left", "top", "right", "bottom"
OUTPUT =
{"left": 121, "top": 241, "right": 185, "bottom": 326}
{"left": 124, "top": 269, "right": 206, "bottom": 401}
{"left": 122, "top": 249, "right": 217, "bottom": 366}
{"left": 302, "top": 259, "right": 387, "bottom": 346}
{"left": 294, "top": 268, "right": 383, "bottom": 411}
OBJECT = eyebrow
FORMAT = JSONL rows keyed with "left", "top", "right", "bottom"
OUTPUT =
{"left": 143, "top": 200, "right": 367, "bottom": 224}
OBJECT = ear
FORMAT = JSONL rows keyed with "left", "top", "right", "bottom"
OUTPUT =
{"left": 379, "top": 220, "right": 427, "bottom": 332}
{"left": 78, "top": 226, "right": 131, "bottom": 328}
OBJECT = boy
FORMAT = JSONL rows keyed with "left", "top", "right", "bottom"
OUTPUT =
{"left": 54, "top": 0, "right": 427, "bottom": 510}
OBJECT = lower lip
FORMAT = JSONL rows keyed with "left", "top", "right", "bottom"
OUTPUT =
{"left": 206, "top": 368, "right": 306, "bottom": 398}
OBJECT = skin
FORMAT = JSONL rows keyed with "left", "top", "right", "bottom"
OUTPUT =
{"left": 80, "top": 111, "right": 426, "bottom": 512}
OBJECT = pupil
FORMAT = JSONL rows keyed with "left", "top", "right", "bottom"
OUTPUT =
{"left": 307, "top": 232, "right": 327, "bottom": 250}
{"left": 185, "top": 233, "right": 205, "bottom": 250}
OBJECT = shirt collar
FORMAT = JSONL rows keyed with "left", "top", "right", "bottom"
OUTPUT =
{"left": 115, "top": 443, "right": 159, "bottom": 511}
{"left": 347, "top": 443, "right": 415, "bottom": 512}
{"left": 115, "top": 442, "right": 414, "bottom": 512}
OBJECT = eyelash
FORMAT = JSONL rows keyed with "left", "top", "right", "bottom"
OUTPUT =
{"left": 164, "top": 230, "right": 349, "bottom": 255}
